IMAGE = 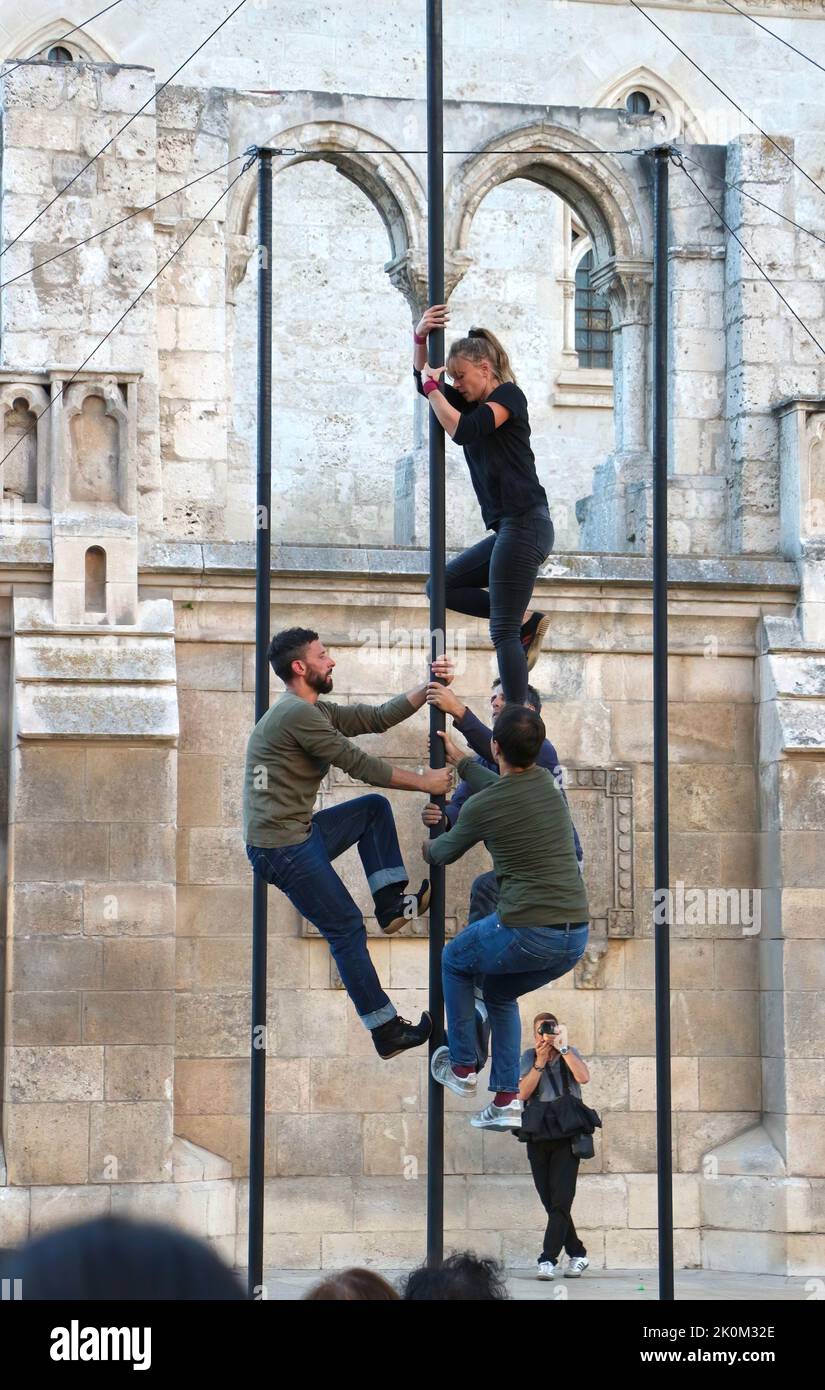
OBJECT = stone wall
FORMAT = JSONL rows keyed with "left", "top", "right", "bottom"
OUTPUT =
{"left": 2, "top": 6, "right": 825, "bottom": 1276}
{"left": 163, "top": 563, "right": 815, "bottom": 1272}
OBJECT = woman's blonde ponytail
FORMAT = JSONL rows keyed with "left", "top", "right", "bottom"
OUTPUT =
{"left": 447, "top": 327, "right": 517, "bottom": 385}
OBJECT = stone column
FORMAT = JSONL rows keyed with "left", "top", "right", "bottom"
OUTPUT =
{"left": 3, "top": 595, "right": 179, "bottom": 1191}
{"left": 390, "top": 249, "right": 473, "bottom": 546}
{"left": 775, "top": 397, "right": 825, "bottom": 644}
{"left": 724, "top": 136, "right": 822, "bottom": 556}
{"left": 580, "top": 260, "right": 651, "bottom": 552}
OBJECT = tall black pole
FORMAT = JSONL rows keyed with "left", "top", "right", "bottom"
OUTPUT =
{"left": 651, "top": 146, "right": 674, "bottom": 1301}
{"left": 248, "top": 147, "right": 272, "bottom": 1299}
{"left": 425, "top": 0, "right": 446, "bottom": 1268}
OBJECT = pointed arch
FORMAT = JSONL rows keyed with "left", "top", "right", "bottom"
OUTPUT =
{"left": 4, "top": 17, "right": 115, "bottom": 63}
{"left": 225, "top": 122, "right": 427, "bottom": 307}
{"left": 446, "top": 121, "right": 651, "bottom": 273}
{"left": 592, "top": 67, "right": 707, "bottom": 143}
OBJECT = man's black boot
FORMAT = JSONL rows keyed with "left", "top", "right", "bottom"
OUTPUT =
{"left": 374, "top": 878, "right": 431, "bottom": 936}
{"left": 372, "top": 1011, "right": 432, "bottom": 1060}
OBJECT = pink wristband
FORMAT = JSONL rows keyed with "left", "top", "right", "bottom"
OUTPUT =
{"left": 422, "top": 378, "right": 440, "bottom": 396}
{"left": 413, "top": 331, "right": 427, "bottom": 344}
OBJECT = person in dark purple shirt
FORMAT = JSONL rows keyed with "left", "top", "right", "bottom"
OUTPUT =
{"left": 423, "top": 670, "right": 584, "bottom": 924}
{"left": 412, "top": 304, "right": 554, "bottom": 705}
{"left": 423, "top": 665, "right": 585, "bottom": 1074}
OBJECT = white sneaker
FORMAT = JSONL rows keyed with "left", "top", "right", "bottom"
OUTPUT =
{"left": 430, "top": 1044, "right": 478, "bottom": 1097}
{"left": 469, "top": 1099, "right": 523, "bottom": 1131}
{"left": 564, "top": 1256, "right": 590, "bottom": 1278}
{"left": 537, "top": 1258, "right": 558, "bottom": 1280}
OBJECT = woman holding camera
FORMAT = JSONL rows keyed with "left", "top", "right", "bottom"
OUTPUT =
{"left": 520, "top": 1011, "right": 591, "bottom": 1280}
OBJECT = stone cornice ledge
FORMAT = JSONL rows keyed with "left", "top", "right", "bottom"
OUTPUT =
{"left": 138, "top": 542, "right": 799, "bottom": 591}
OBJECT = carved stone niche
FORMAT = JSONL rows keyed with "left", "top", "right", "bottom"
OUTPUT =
{"left": 300, "top": 766, "right": 635, "bottom": 991}
{"left": 0, "top": 375, "right": 51, "bottom": 533}
{"left": 50, "top": 369, "right": 142, "bottom": 627}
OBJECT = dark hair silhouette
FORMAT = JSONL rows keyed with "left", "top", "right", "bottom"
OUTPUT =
{"left": 303, "top": 1268, "right": 400, "bottom": 1300}
{"left": 0, "top": 1216, "right": 245, "bottom": 1301}
{"left": 402, "top": 1251, "right": 510, "bottom": 1301}
{"left": 491, "top": 704, "right": 546, "bottom": 769}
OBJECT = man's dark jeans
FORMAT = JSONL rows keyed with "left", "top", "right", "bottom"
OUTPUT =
{"left": 247, "top": 793, "right": 407, "bottom": 1029}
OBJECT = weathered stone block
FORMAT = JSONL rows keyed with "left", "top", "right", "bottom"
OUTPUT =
{"left": 11, "top": 881, "right": 83, "bottom": 937}
{"left": 84, "top": 882, "right": 175, "bottom": 936}
{"left": 310, "top": 1057, "right": 420, "bottom": 1113}
{"left": 178, "top": 754, "right": 223, "bottom": 827}
{"left": 102, "top": 939, "right": 176, "bottom": 990}
{"left": 104, "top": 1045, "right": 175, "bottom": 1102}
{"left": 30, "top": 1184, "right": 112, "bottom": 1235}
{"left": 7, "top": 1046, "right": 104, "bottom": 1103}
{"left": 13, "top": 822, "right": 109, "bottom": 881}
{"left": 628, "top": 1056, "right": 699, "bottom": 1112}
{"left": 83, "top": 990, "right": 175, "bottom": 1045}
{"left": 175, "top": 991, "right": 248, "bottom": 1057}
{"left": 277, "top": 1115, "right": 362, "bottom": 1177}
{"left": 10, "top": 991, "right": 81, "bottom": 1045}
{"left": 627, "top": 1173, "right": 699, "bottom": 1230}
{"left": 672, "top": 990, "right": 759, "bottom": 1056}
{"left": 353, "top": 1176, "right": 466, "bottom": 1232}
{"left": 12, "top": 937, "right": 102, "bottom": 992}
{"left": 108, "top": 824, "right": 176, "bottom": 881}
{"left": 698, "top": 1056, "right": 761, "bottom": 1112}
{"left": 0, "top": 1186, "right": 31, "bottom": 1245}
{"left": 595, "top": 992, "right": 656, "bottom": 1055}
{"left": 89, "top": 1102, "right": 173, "bottom": 1183}
{"left": 602, "top": 1112, "right": 658, "bottom": 1172}
{"left": 5, "top": 1102, "right": 90, "bottom": 1185}
{"left": 11, "top": 745, "right": 86, "bottom": 822}
{"left": 86, "top": 747, "right": 175, "bottom": 823}
{"left": 269, "top": 990, "right": 348, "bottom": 1058}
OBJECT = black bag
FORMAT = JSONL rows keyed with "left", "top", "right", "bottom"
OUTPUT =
{"left": 518, "top": 1054, "right": 601, "bottom": 1155}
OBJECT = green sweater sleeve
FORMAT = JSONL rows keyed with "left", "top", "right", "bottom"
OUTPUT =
{"left": 427, "top": 796, "right": 485, "bottom": 866}
{"left": 290, "top": 701, "right": 394, "bottom": 786}
{"left": 319, "top": 692, "right": 416, "bottom": 737}
{"left": 457, "top": 755, "right": 499, "bottom": 792}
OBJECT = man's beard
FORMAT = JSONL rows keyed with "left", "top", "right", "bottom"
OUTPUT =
{"left": 306, "top": 669, "right": 334, "bottom": 694}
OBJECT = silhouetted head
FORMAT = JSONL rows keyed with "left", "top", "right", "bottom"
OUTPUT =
{"left": 303, "top": 1268, "right": 400, "bottom": 1300}
{"left": 402, "top": 1251, "right": 510, "bottom": 1301}
{"left": 490, "top": 704, "right": 546, "bottom": 770}
{"left": 0, "top": 1216, "right": 245, "bottom": 1300}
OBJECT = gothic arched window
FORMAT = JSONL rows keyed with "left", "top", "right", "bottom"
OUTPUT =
{"left": 574, "top": 250, "right": 612, "bottom": 370}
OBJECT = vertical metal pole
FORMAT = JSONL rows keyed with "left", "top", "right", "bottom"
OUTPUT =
{"left": 425, "top": 0, "right": 446, "bottom": 1268}
{"left": 248, "top": 148, "right": 272, "bottom": 1299}
{"left": 651, "top": 146, "right": 674, "bottom": 1302}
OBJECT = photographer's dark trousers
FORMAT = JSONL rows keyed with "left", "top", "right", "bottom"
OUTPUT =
{"left": 527, "top": 1137, "right": 587, "bottom": 1265}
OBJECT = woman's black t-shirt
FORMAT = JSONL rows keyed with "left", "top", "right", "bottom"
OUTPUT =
{"left": 414, "top": 369, "right": 549, "bottom": 530}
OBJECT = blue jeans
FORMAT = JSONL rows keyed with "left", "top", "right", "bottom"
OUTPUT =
{"left": 246, "top": 793, "right": 407, "bottom": 1029}
{"left": 426, "top": 505, "right": 554, "bottom": 704}
{"left": 442, "top": 915, "right": 589, "bottom": 1093}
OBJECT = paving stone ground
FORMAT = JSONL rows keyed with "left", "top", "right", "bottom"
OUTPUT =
{"left": 261, "top": 1267, "right": 811, "bottom": 1301}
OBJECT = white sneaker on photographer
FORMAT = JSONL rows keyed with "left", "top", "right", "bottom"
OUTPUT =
{"left": 537, "top": 1258, "right": 558, "bottom": 1280}
{"left": 564, "top": 1256, "right": 590, "bottom": 1278}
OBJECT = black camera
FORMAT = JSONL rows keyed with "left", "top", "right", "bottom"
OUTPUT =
{"left": 539, "top": 1022, "right": 558, "bottom": 1036}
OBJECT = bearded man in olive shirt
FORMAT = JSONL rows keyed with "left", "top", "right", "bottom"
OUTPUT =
{"left": 244, "top": 627, "right": 452, "bottom": 1060}
{"left": 425, "top": 704, "right": 589, "bottom": 1130}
